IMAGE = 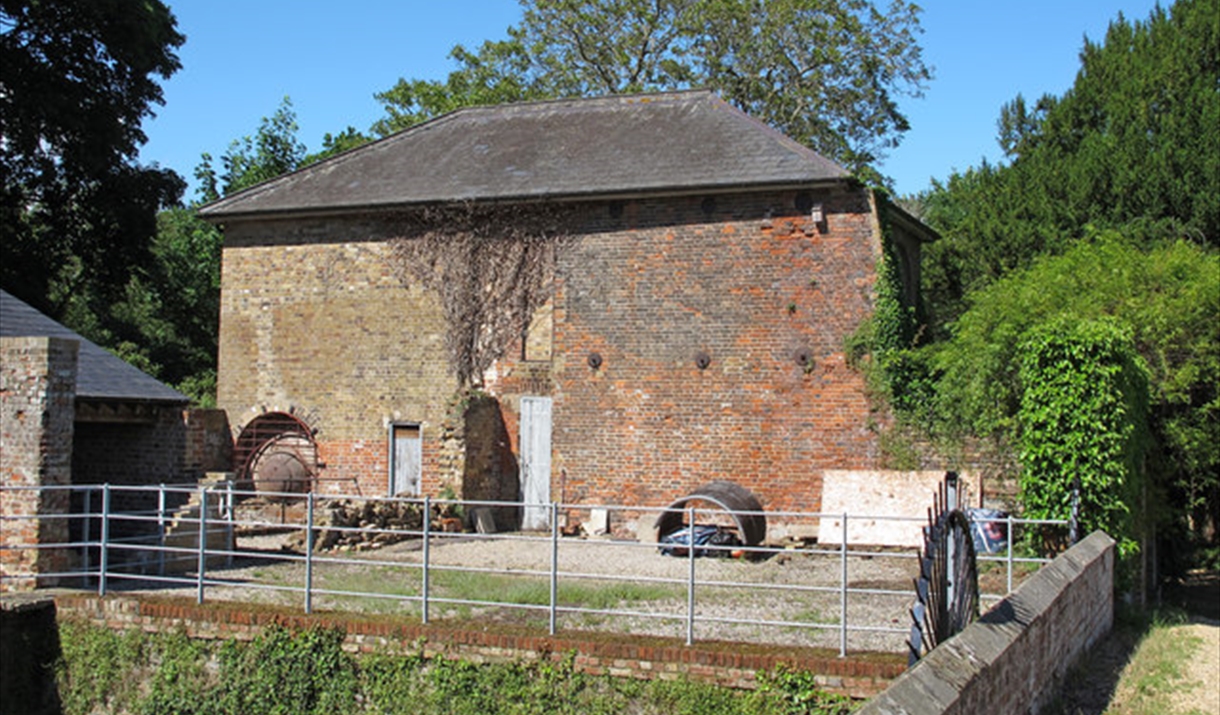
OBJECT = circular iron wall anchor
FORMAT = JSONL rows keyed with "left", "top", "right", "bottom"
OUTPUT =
{"left": 793, "top": 348, "right": 813, "bottom": 368}
{"left": 587, "top": 351, "right": 603, "bottom": 369}
{"left": 694, "top": 351, "right": 712, "bottom": 370}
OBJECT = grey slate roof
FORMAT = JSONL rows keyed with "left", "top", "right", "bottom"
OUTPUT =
{"left": 0, "top": 290, "right": 189, "bottom": 404}
{"left": 199, "top": 90, "right": 852, "bottom": 220}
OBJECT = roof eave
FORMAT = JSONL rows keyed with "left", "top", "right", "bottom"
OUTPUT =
{"left": 199, "top": 178, "right": 858, "bottom": 225}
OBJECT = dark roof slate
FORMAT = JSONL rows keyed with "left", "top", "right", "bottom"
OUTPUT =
{"left": 200, "top": 91, "right": 851, "bottom": 220}
{"left": 1, "top": 290, "right": 190, "bottom": 404}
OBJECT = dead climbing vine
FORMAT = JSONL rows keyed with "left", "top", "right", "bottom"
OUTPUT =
{"left": 388, "top": 202, "right": 574, "bottom": 387}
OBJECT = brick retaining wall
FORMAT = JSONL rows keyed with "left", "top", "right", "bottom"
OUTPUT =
{"left": 51, "top": 592, "right": 904, "bottom": 698}
{"left": 859, "top": 530, "right": 1116, "bottom": 714}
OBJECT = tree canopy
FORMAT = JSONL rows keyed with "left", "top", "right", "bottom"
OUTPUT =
{"left": 918, "top": 0, "right": 1219, "bottom": 334}
{"left": 373, "top": 0, "right": 931, "bottom": 185}
{"left": 868, "top": 0, "right": 1220, "bottom": 565}
{"left": 0, "top": 0, "right": 185, "bottom": 316}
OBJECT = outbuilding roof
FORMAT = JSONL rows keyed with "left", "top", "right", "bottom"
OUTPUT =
{"left": 0, "top": 290, "right": 189, "bottom": 404}
{"left": 199, "top": 90, "right": 853, "bottom": 221}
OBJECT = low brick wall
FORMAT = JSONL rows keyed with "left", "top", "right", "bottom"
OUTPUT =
{"left": 859, "top": 530, "right": 1116, "bottom": 714}
{"left": 51, "top": 592, "right": 903, "bottom": 697}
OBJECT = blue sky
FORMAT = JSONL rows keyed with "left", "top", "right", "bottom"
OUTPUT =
{"left": 138, "top": 1, "right": 1166, "bottom": 201}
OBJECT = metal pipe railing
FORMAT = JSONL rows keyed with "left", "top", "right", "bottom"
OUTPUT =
{"left": 0, "top": 482, "right": 1069, "bottom": 654}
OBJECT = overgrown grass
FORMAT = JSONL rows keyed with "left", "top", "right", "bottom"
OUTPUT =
{"left": 1051, "top": 608, "right": 1211, "bottom": 715}
{"left": 54, "top": 620, "right": 858, "bottom": 715}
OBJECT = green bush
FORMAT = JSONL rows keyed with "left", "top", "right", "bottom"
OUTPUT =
{"left": 1016, "top": 317, "right": 1150, "bottom": 555}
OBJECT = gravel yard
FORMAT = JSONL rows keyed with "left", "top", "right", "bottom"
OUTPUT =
{"left": 161, "top": 530, "right": 925, "bottom": 654}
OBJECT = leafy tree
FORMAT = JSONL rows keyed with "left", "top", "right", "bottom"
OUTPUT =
{"left": 0, "top": 0, "right": 185, "bottom": 317}
{"left": 919, "top": 0, "right": 1219, "bottom": 334}
{"left": 196, "top": 97, "right": 308, "bottom": 203}
{"left": 373, "top": 0, "right": 931, "bottom": 184}
{"left": 929, "top": 234, "right": 1219, "bottom": 561}
{"left": 300, "top": 126, "right": 373, "bottom": 167}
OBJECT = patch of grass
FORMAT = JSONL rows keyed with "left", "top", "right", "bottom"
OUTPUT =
{"left": 1103, "top": 613, "right": 1204, "bottom": 715}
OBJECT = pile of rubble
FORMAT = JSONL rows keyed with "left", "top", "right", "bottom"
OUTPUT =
{"left": 283, "top": 498, "right": 426, "bottom": 552}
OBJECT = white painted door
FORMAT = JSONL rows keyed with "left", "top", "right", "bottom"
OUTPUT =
{"left": 390, "top": 424, "right": 422, "bottom": 496}
{"left": 519, "top": 397, "right": 552, "bottom": 530}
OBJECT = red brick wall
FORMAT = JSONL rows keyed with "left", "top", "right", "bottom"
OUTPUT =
{"left": 217, "top": 187, "right": 895, "bottom": 514}
{"left": 52, "top": 593, "right": 903, "bottom": 698}
{"left": 546, "top": 189, "right": 882, "bottom": 513}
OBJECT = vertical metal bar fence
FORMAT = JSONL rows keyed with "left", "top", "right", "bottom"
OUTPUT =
{"left": 421, "top": 495, "right": 431, "bottom": 624}
{"left": 305, "top": 490, "right": 315, "bottom": 614}
{"left": 686, "top": 505, "right": 696, "bottom": 646}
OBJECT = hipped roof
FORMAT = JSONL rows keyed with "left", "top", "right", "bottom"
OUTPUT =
{"left": 199, "top": 90, "right": 853, "bottom": 221}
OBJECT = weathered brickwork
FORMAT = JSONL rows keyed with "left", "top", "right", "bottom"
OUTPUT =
{"left": 218, "top": 217, "right": 454, "bottom": 496}
{"left": 216, "top": 187, "right": 903, "bottom": 512}
{"left": 549, "top": 190, "right": 881, "bottom": 513}
{"left": 860, "top": 531, "right": 1116, "bottom": 715}
{"left": 1, "top": 337, "right": 77, "bottom": 590}
{"left": 51, "top": 593, "right": 904, "bottom": 697}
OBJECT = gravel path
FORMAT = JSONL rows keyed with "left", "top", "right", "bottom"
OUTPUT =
{"left": 1166, "top": 621, "right": 1220, "bottom": 715}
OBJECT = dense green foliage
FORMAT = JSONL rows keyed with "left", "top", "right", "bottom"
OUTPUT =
{"left": 918, "top": 0, "right": 1218, "bottom": 334}
{"left": 873, "top": 0, "right": 1220, "bottom": 566}
{"left": 1016, "top": 318, "right": 1150, "bottom": 555}
{"left": 0, "top": 0, "right": 185, "bottom": 328}
{"left": 926, "top": 236, "right": 1217, "bottom": 556}
{"left": 54, "top": 621, "right": 856, "bottom": 715}
{"left": 373, "top": 0, "right": 931, "bottom": 184}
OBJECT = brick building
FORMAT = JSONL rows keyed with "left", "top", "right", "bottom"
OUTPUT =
{"left": 201, "top": 91, "right": 935, "bottom": 528}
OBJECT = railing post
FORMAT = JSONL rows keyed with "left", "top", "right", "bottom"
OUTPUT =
{"left": 196, "top": 487, "right": 208, "bottom": 604}
{"left": 1006, "top": 513, "right": 1015, "bottom": 594}
{"left": 98, "top": 484, "right": 111, "bottom": 597}
{"left": 686, "top": 505, "right": 696, "bottom": 646}
{"left": 81, "top": 488, "right": 92, "bottom": 587}
{"left": 421, "top": 496, "right": 431, "bottom": 624}
{"left": 840, "top": 512, "right": 848, "bottom": 658}
{"left": 224, "top": 480, "right": 235, "bottom": 568}
{"left": 549, "top": 502, "right": 559, "bottom": 636}
{"left": 157, "top": 483, "right": 167, "bottom": 576}
{"left": 1069, "top": 476, "right": 1081, "bottom": 545}
{"left": 304, "top": 490, "right": 314, "bottom": 614}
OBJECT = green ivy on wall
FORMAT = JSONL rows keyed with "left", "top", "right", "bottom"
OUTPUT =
{"left": 1016, "top": 317, "right": 1150, "bottom": 556}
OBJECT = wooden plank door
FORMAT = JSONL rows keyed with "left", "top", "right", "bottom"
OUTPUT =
{"left": 390, "top": 423, "right": 422, "bottom": 496}
{"left": 519, "top": 397, "right": 552, "bottom": 530}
